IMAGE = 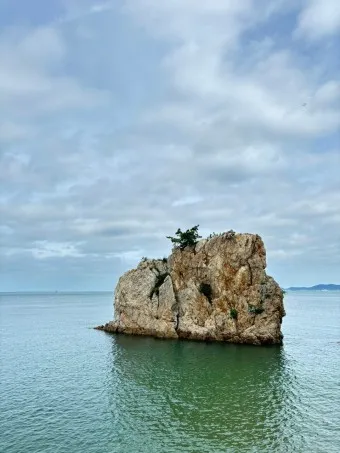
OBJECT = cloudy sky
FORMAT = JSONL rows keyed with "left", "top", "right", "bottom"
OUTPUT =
{"left": 0, "top": 0, "right": 339, "bottom": 291}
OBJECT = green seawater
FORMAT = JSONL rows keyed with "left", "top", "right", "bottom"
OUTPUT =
{"left": 0, "top": 291, "right": 339, "bottom": 453}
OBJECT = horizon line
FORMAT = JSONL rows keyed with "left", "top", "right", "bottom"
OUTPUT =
{"left": 0, "top": 290, "right": 113, "bottom": 294}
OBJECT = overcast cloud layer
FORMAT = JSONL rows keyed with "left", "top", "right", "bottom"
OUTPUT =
{"left": 1, "top": 0, "right": 339, "bottom": 291}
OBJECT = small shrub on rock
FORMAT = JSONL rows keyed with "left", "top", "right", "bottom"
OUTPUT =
{"left": 248, "top": 305, "right": 264, "bottom": 315}
{"left": 166, "top": 225, "right": 202, "bottom": 250}
{"left": 225, "top": 229, "right": 236, "bottom": 239}
{"left": 208, "top": 232, "right": 221, "bottom": 239}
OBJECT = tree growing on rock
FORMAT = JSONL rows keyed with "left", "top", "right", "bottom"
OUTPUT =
{"left": 167, "top": 225, "right": 202, "bottom": 250}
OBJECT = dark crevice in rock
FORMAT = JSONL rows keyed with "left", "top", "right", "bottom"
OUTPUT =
{"left": 150, "top": 272, "right": 169, "bottom": 299}
{"left": 249, "top": 237, "right": 256, "bottom": 258}
{"left": 246, "top": 238, "right": 256, "bottom": 286}
{"left": 169, "top": 277, "right": 181, "bottom": 331}
{"left": 175, "top": 312, "right": 180, "bottom": 330}
{"left": 199, "top": 282, "right": 213, "bottom": 304}
{"left": 247, "top": 262, "right": 253, "bottom": 286}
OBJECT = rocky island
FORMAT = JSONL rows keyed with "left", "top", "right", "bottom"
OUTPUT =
{"left": 97, "top": 230, "right": 285, "bottom": 345}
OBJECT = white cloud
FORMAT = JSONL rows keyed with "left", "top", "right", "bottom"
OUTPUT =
{"left": 124, "top": 0, "right": 253, "bottom": 41}
{"left": 268, "top": 249, "right": 304, "bottom": 260}
{"left": 90, "top": 2, "right": 113, "bottom": 14}
{"left": 113, "top": 249, "right": 146, "bottom": 265}
{"left": 0, "top": 25, "right": 107, "bottom": 121}
{"left": 296, "top": 0, "right": 340, "bottom": 40}
{"left": 158, "top": 41, "right": 339, "bottom": 140}
{"left": 0, "top": 122, "right": 33, "bottom": 142}
{"left": 0, "top": 0, "right": 339, "bottom": 289}
{"left": 172, "top": 195, "right": 203, "bottom": 207}
{"left": 314, "top": 80, "right": 340, "bottom": 106}
{"left": 18, "top": 26, "right": 65, "bottom": 65}
{"left": 31, "top": 241, "right": 85, "bottom": 259}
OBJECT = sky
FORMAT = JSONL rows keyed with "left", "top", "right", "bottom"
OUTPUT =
{"left": 0, "top": 0, "right": 339, "bottom": 291}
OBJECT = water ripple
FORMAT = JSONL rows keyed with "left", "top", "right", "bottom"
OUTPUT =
{"left": 1, "top": 292, "right": 339, "bottom": 452}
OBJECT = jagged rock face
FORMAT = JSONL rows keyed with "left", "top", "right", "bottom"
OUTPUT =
{"left": 98, "top": 233, "right": 285, "bottom": 345}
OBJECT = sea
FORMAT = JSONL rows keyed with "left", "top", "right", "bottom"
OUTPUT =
{"left": 0, "top": 291, "right": 339, "bottom": 453}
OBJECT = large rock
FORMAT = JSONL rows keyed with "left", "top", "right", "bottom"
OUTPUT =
{"left": 97, "top": 232, "right": 285, "bottom": 345}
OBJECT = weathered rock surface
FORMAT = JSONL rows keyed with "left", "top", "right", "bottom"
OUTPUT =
{"left": 96, "top": 233, "right": 285, "bottom": 345}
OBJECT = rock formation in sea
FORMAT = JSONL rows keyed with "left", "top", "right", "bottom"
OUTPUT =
{"left": 97, "top": 232, "right": 285, "bottom": 345}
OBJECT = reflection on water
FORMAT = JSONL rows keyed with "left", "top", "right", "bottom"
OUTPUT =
{"left": 1, "top": 292, "right": 339, "bottom": 453}
{"left": 106, "top": 335, "right": 303, "bottom": 453}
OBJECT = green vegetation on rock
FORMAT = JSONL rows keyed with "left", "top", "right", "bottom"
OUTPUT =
{"left": 248, "top": 305, "right": 264, "bottom": 315}
{"left": 166, "top": 225, "right": 202, "bottom": 250}
{"left": 230, "top": 308, "right": 238, "bottom": 319}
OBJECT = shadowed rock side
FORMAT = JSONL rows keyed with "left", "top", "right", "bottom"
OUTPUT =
{"left": 96, "top": 233, "right": 285, "bottom": 345}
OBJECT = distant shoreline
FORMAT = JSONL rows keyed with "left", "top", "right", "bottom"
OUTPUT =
{"left": 286, "top": 284, "right": 340, "bottom": 291}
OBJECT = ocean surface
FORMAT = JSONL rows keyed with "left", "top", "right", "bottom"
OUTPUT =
{"left": 0, "top": 291, "right": 339, "bottom": 453}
